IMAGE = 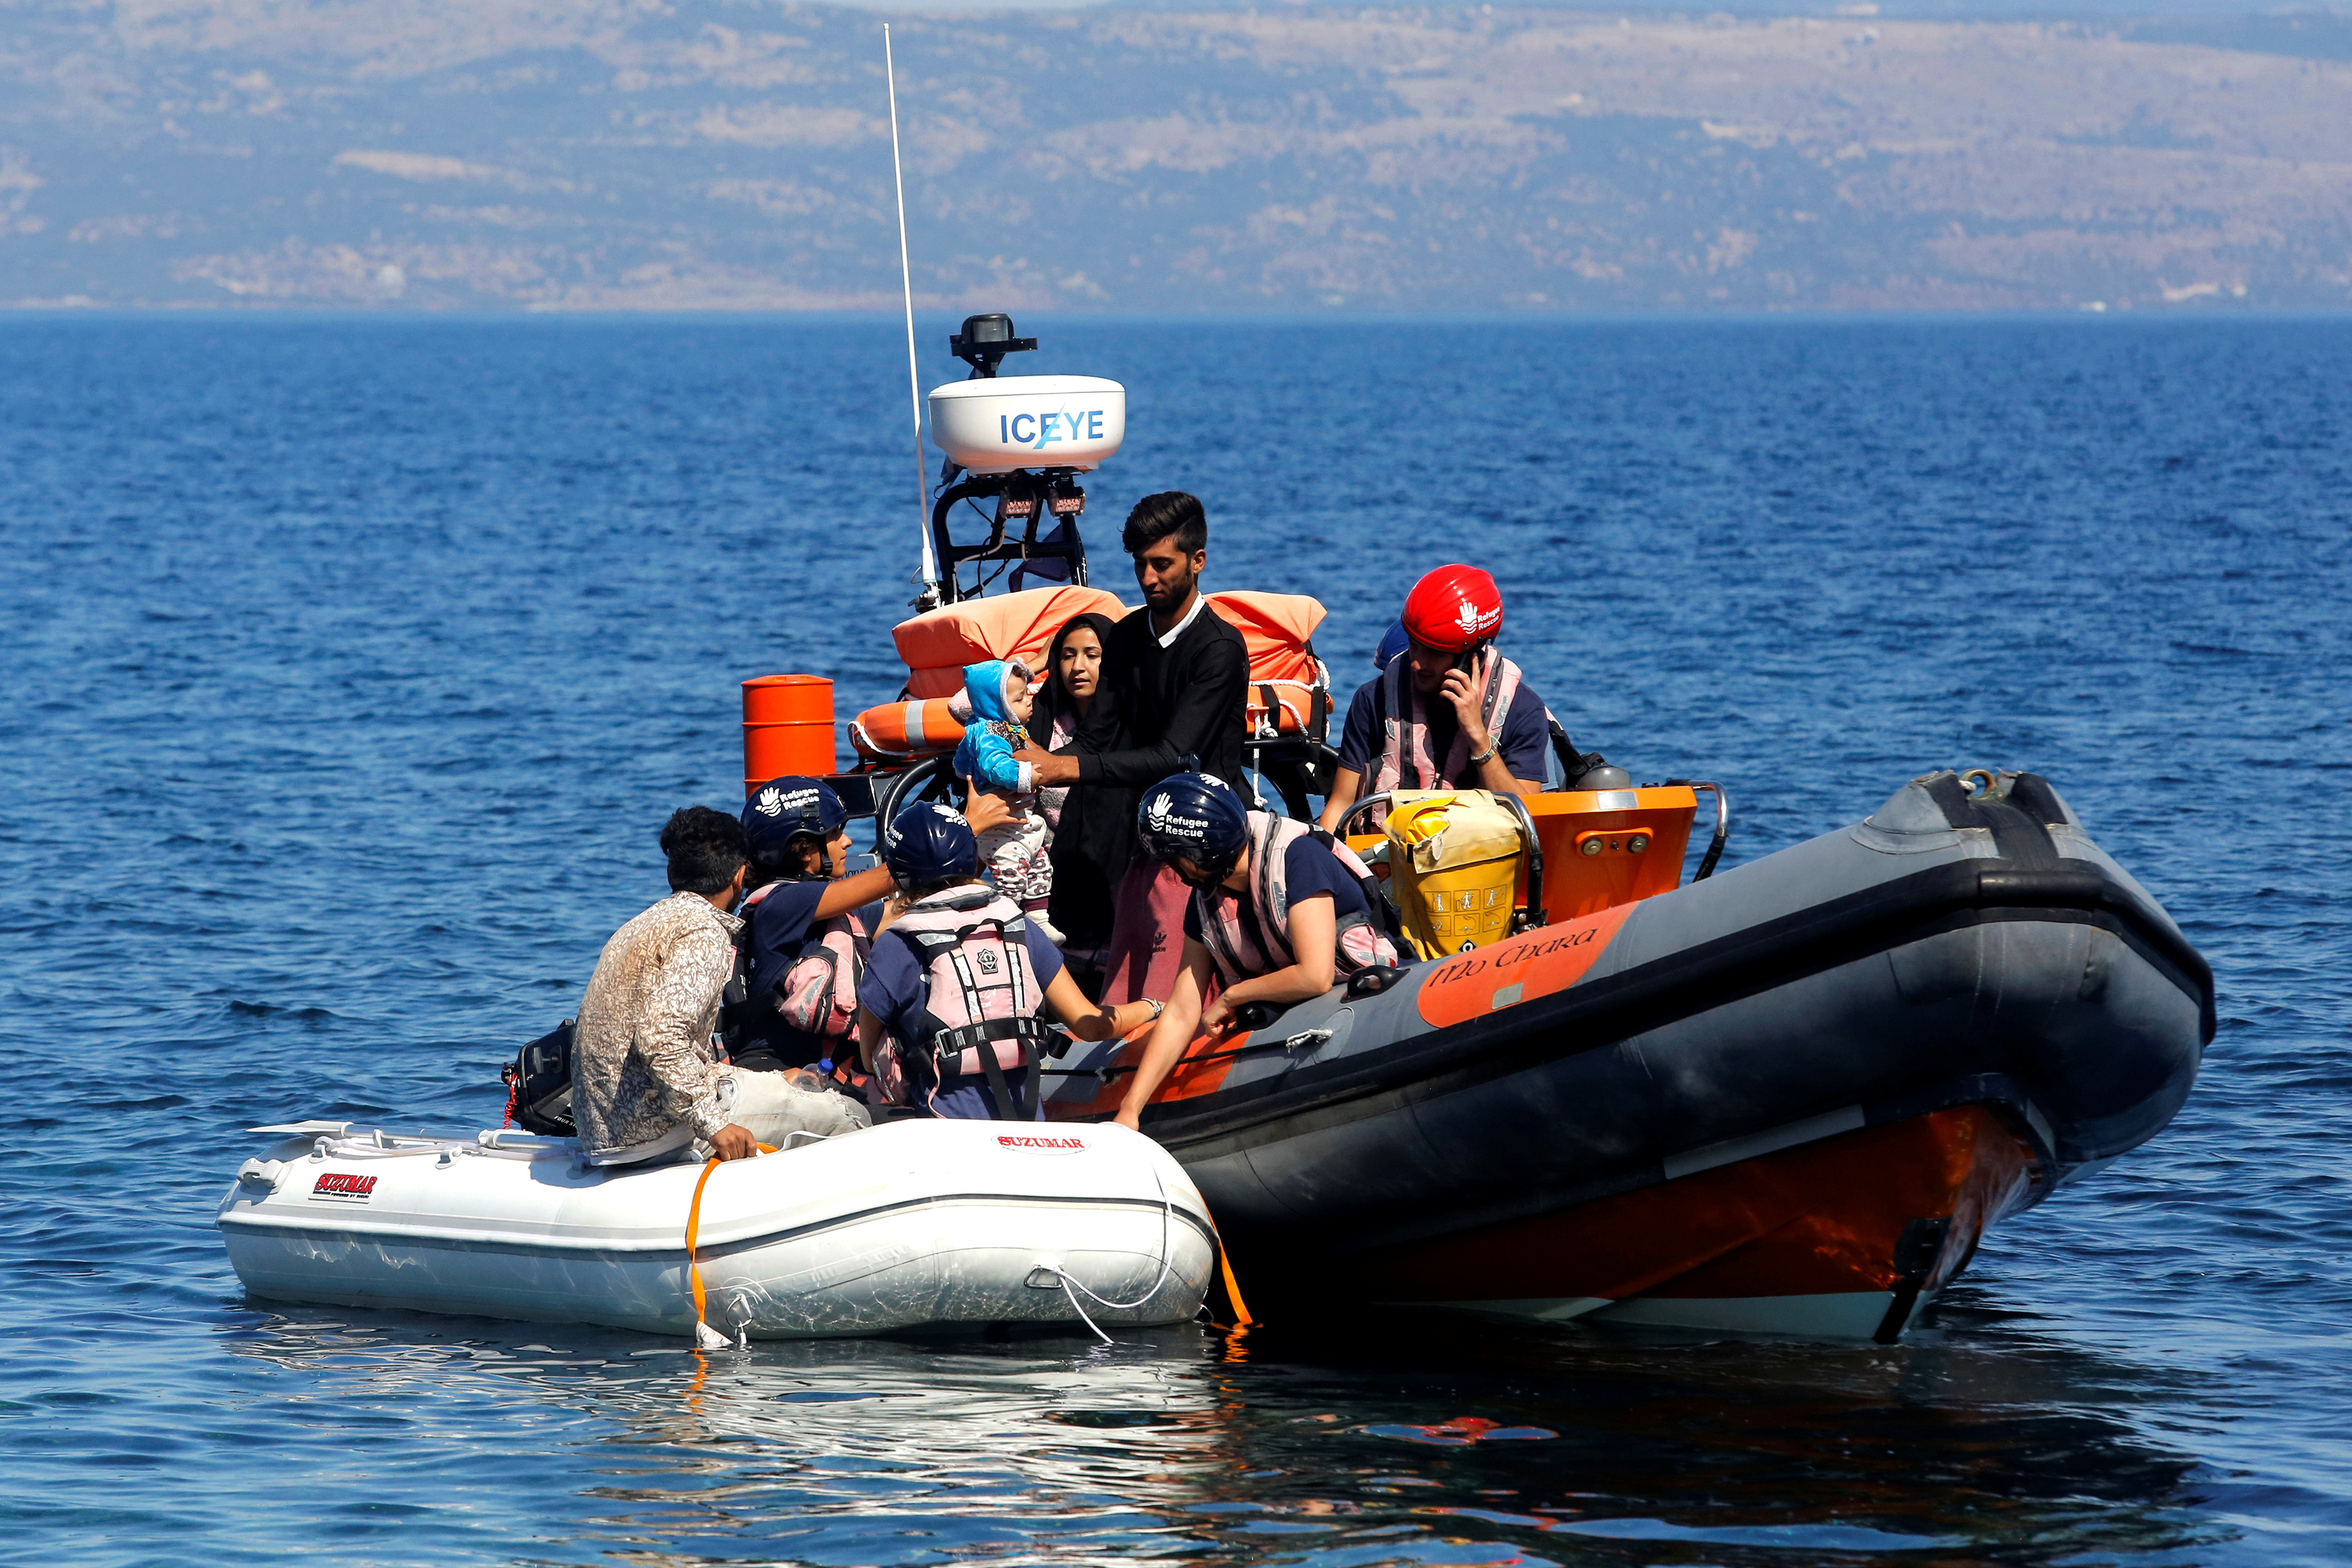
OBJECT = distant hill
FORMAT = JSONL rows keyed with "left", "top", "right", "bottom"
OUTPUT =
{"left": 5, "top": 1, "right": 2351, "bottom": 311}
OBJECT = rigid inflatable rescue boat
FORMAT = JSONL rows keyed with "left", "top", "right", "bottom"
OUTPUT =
{"left": 217, "top": 1118, "right": 1215, "bottom": 1340}
{"left": 1042, "top": 768, "right": 2209, "bottom": 1340}
{"left": 708, "top": 313, "right": 2206, "bottom": 1342}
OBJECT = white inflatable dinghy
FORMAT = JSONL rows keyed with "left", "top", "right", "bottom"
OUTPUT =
{"left": 216, "top": 1118, "right": 1216, "bottom": 1341}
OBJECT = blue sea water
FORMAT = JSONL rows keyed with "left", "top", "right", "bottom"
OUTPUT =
{"left": 0, "top": 313, "right": 2347, "bottom": 1567}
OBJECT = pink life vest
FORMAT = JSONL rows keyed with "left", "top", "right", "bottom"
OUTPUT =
{"left": 1191, "top": 811, "right": 1400, "bottom": 987}
{"left": 1366, "top": 651, "right": 1525, "bottom": 828}
{"left": 880, "top": 886, "right": 1055, "bottom": 1119}
{"left": 740, "top": 881, "right": 869, "bottom": 1044}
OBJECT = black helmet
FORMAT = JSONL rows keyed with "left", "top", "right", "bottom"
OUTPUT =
{"left": 882, "top": 800, "right": 979, "bottom": 890}
{"left": 1136, "top": 772, "right": 1250, "bottom": 888}
{"left": 742, "top": 777, "right": 847, "bottom": 876}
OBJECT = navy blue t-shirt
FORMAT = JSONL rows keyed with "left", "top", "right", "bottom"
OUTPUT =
{"left": 859, "top": 907, "right": 1065, "bottom": 1121}
{"left": 1184, "top": 834, "right": 1372, "bottom": 967}
{"left": 736, "top": 880, "right": 881, "bottom": 1067}
{"left": 1335, "top": 674, "right": 1551, "bottom": 785}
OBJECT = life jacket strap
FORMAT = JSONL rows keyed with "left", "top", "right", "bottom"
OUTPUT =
{"left": 927, "top": 1016, "right": 1054, "bottom": 1120}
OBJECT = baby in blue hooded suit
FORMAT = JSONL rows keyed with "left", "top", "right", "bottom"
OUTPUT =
{"left": 951, "top": 657, "right": 1058, "bottom": 940}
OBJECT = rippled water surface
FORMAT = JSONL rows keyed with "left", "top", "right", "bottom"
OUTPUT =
{"left": 2, "top": 315, "right": 2347, "bottom": 1566}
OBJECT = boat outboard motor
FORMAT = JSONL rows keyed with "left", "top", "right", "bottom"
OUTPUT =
{"left": 501, "top": 1021, "right": 577, "bottom": 1137}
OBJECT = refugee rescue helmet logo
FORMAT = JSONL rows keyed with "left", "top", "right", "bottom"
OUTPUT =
{"left": 754, "top": 785, "right": 823, "bottom": 820}
{"left": 1146, "top": 789, "right": 1212, "bottom": 842}
{"left": 1405, "top": 563, "right": 1505, "bottom": 651}
{"left": 884, "top": 800, "right": 967, "bottom": 853}
{"left": 1148, "top": 791, "right": 1200, "bottom": 840}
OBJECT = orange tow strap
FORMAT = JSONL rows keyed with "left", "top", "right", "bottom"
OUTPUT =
{"left": 1137, "top": 1023, "right": 1255, "bottom": 1328}
{"left": 1215, "top": 1232, "right": 1255, "bottom": 1328}
{"left": 685, "top": 1144, "right": 776, "bottom": 1343}
{"left": 1186, "top": 1182, "right": 1253, "bottom": 1328}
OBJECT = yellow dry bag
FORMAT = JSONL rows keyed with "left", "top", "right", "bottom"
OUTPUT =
{"left": 1385, "top": 790, "right": 1529, "bottom": 960}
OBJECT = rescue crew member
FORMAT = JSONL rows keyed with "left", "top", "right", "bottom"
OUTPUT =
{"left": 1318, "top": 565, "right": 1557, "bottom": 832}
{"left": 732, "top": 775, "right": 1012, "bottom": 1074}
{"left": 730, "top": 777, "right": 894, "bottom": 1074}
{"left": 1014, "top": 492, "right": 1249, "bottom": 999}
{"left": 857, "top": 801, "right": 1165, "bottom": 1121}
{"left": 571, "top": 807, "right": 868, "bottom": 1168}
{"left": 1115, "top": 773, "right": 1397, "bottom": 1132}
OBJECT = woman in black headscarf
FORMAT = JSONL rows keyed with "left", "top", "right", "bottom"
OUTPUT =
{"left": 1026, "top": 612, "right": 1124, "bottom": 971}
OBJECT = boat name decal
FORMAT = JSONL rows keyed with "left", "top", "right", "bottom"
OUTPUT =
{"left": 1427, "top": 925, "right": 1601, "bottom": 986}
{"left": 997, "top": 1135, "right": 1085, "bottom": 1151}
{"left": 311, "top": 1171, "right": 378, "bottom": 1200}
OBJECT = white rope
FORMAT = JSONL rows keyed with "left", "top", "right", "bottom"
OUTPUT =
{"left": 1034, "top": 1160, "right": 1180, "bottom": 1346}
{"left": 1057, "top": 1275, "right": 1113, "bottom": 1344}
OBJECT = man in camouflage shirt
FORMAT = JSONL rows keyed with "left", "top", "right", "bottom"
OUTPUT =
{"left": 572, "top": 807, "right": 866, "bottom": 1165}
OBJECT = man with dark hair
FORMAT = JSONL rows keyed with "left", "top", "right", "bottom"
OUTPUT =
{"left": 572, "top": 807, "right": 868, "bottom": 1168}
{"left": 1016, "top": 490, "right": 1248, "bottom": 998}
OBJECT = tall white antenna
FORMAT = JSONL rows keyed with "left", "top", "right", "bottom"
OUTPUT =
{"left": 885, "top": 24, "right": 939, "bottom": 607}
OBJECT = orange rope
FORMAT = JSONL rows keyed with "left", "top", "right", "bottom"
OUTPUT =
{"left": 685, "top": 1144, "right": 777, "bottom": 1342}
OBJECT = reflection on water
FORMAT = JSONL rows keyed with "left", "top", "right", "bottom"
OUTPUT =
{"left": 205, "top": 1292, "right": 2219, "bottom": 1566}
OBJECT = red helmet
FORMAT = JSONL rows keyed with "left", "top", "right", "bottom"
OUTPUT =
{"left": 1401, "top": 564, "right": 1504, "bottom": 653}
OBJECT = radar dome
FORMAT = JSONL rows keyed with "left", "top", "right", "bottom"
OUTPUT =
{"left": 928, "top": 375, "right": 1125, "bottom": 475}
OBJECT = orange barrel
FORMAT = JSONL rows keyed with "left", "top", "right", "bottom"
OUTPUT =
{"left": 742, "top": 674, "right": 835, "bottom": 793}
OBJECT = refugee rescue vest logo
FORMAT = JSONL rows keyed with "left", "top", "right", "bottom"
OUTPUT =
{"left": 311, "top": 1171, "right": 378, "bottom": 1202}
{"left": 1455, "top": 599, "right": 1502, "bottom": 638}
